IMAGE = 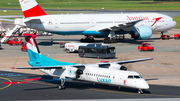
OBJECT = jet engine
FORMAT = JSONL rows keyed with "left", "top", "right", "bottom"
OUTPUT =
{"left": 130, "top": 26, "right": 152, "bottom": 39}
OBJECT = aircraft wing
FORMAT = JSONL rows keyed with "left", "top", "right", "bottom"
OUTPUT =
{"left": 115, "top": 58, "right": 153, "bottom": 64}
{"left": 97, "top": 58, "right": 153, "bottom": 67}
{"left": 97, "top": 20, "right": 142, "bottom": 32}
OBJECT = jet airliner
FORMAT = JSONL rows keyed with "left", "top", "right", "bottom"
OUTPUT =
{"left": 11, "top": 34, "right": 152, "bottom": 94}
{"left": 15, "top": 0, "right": 177, "bottom": 43}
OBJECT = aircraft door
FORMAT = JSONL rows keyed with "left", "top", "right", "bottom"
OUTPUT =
{"left": 91, "top": 19, "right": 96, "bottom": 27}
{"left": 54, "top": 20, "right": 59, "bottom": 28}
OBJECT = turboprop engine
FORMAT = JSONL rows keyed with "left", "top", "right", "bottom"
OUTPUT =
{"left": 108, "top": 64, "right": 127, "bottom": 71}
{"left": 130, "top": 26, "right": 152, "bottom": 39}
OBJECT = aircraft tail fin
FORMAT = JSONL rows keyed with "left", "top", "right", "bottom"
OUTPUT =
{"left": 19, "top": 0, "right": 47, "bottom": 18}
{"left": 24, "top": 34, "right": 76, "bottom": 67}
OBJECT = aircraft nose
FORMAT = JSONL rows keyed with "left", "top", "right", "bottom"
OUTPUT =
{"left": 173, "top": 20, "right": 177, "bottom": 28}
{"left": 142, "top": 82, "right": 149, "bottom": 89}
{"left": 137, "top": 80, "right": 149, "bottom": 89}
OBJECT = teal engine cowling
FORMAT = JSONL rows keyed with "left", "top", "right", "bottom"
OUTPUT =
{"left": 130, "top": 26, "right": 152, "bottom": 39}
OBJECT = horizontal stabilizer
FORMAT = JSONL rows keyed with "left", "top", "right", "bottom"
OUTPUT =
{"left": 11, "top": 66, "right": 63, "bottom": 70}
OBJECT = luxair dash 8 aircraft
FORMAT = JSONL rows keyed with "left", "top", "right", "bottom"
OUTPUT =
{"left": 11, "top": 34, "right": 152, "bottom": 94}
{"left": 15, "top": 0, "right": 176, "bottom": 43}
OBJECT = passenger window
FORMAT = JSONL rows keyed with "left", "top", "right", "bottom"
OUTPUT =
{"left": 128, "top": 75, "right": 133, "bottom": 79}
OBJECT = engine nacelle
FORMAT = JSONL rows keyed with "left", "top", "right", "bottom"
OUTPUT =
{"left": 76, "top": 69, "right": 83, "bottom": 78}
{"left": 108, "top": 64, "right": 127, "bottom": 71}
{"left": 130, "top": 26, "right": 152, "bottom": 39}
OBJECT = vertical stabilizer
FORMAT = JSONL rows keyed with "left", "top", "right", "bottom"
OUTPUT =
{"left": 19, "top": 0, "right": 47, "bottom": 18}
{"left": 23, "top": 34, "right": 76, "bottom": 67}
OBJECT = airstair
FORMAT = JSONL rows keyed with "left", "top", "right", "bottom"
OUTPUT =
{"left": 1, "top": 25, "right": 22, "bottom": 43}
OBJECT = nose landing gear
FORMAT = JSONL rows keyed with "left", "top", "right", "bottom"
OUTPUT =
{"left": 138, "top": 89, "right": 143, "bottom": 94}
{"left": 58, "top": 78, "right": 66, "bottom": 90}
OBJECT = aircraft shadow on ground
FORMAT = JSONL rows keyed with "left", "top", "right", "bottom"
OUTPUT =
{"left": 23, "top": 75, "right": 151, "bottom": 94}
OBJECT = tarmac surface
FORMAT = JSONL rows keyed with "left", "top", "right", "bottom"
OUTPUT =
{"left": 0, "top": 29, "right": 180, "bottom": 100}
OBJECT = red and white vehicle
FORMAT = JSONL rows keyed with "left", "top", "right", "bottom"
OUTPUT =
{"left": 8, "top": 38, "right": 22, "bottom": 45}
{"left": 21, "top": 42, "right": 27, "bottom": 52}
{"left": 138, "top": 42, "right": 154, "bottom": 51}
{"left": 160, "top": 35, "right": 171, "bottom": 40}
{"left": 174, "top": 34, "right": 180, "bottom": 39}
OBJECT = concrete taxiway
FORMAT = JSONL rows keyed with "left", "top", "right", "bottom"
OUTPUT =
{"left": 0, "top": 29, "right": 180, "bottom": 100}
{"left": 0, "top": 71, "right": 180, "bottom": 101}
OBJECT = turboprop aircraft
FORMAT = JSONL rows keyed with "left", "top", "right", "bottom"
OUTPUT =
{"left": 14, "top": 0, "right": 176, "bottom": 43}
{"left": 11, "top": 34, "right": 153, "bottom": 94}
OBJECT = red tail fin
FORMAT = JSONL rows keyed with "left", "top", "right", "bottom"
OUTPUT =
{"left": 19, "top": 0, "right": 47, "bottom": 18}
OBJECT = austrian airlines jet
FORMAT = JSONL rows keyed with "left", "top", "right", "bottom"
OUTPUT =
{"left": 15, "top": 0, "right": 176, "bottom": 43}
{"left": 11, "top": 34, "right": 152, "bottom": 94}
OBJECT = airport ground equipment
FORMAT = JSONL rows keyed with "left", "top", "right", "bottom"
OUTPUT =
{"left": 160, "top": 35, "right": 171, "bottom": 40}
{"left": 64, "top": 42, "right": 90, "bottom": 53}
{"left": 8, "top": 37, "right": 22, "bottom": 45}
{"left": 174, "top": 34, "right": 180, "bottom": 39}
{"left": 21, "top": 42, "right": 27, "bottom": 52}
{"left": 79, "top": 44, "right": 115, "bottom": 59}
{"left": 59, "top": 42, "right": 66, "bottom": 48}
{"left": 138, "top": 42, "right": 154, "bottom": 51}
{"left": 1, "top": 25, "right": 21, "bottom": 43}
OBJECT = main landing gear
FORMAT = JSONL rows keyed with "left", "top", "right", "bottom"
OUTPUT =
{"left": 138, "top": 89, "right": 143, "bottom": 94}
{"left": 103, "top": 31, "right": 117, "bottom": 43}
{"left": 58, "top": 78, "right": 66, "bottom": 90}
{"left": 80, "top": 36, "right": 94, "bottom": 42}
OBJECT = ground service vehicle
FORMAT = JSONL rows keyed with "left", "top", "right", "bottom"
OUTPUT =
{"left": 174, "top": 34, "right": 180, "bottom": 39}
{"left": 160, "top": 35, "right": 170, "bottom": 40}
{"left": 21, "top": 43, "right": 27, "bottom": 52}
{"left": 64, "top": 43, "right": 89, "bottom": 53}
{"left": 59, "top": 42, "right": 66, "bottom": 48}
{"left": 138, "top": 42, "right": 154, "bottom": 51}
{"left": 79, "top": 44, "right": 115, "bottom": 59}
{"left": 8, "top": 38, "right": 22, "bottom": 45}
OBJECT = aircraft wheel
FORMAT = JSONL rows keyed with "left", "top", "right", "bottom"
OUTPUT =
{"left": 58, "top": 85, "right": 65, "bottom": 90}
{"left": 138, "top": 89, "right": 143, "bottom": 94}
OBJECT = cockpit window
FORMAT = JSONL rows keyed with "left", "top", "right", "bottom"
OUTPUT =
{"left": 134, "top": 75, "right": 140, "bottom": 79}
{"left": 128, "top": 75, "right": 133, "bottom": 79}
{"left": 128, "top": 75, "right": 142, "bottom": 79}
{"left": 139, "top": 75, "right": 143, "bottom": 78}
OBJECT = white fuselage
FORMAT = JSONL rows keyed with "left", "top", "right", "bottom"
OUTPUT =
{"left": 16, "top": 13, "right": 176, "bottom": 36}
{"left": 40, "top": 65, "right": 149, "bottom": 90}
